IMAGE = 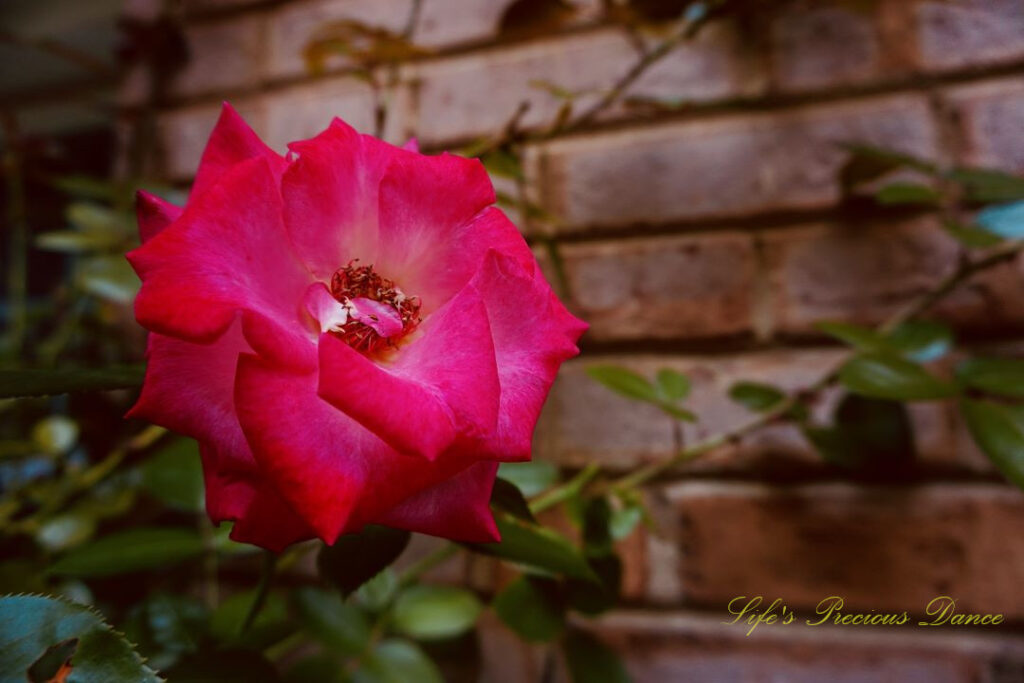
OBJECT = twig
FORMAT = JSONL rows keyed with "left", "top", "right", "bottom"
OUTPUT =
{"left": 242, "top": 550, "right": 278, "bottom": 633}
{"left": 398, "top": 543, "right": 458, "bottom": 586}
{"left": 601, "top": 239, "right": 1024, "bottom": 495}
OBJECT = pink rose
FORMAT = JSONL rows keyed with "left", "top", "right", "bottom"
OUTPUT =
{"left": 126, "top": 105, "right": 586, "bottom": 551}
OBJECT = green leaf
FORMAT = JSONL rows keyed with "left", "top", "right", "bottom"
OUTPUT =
{"left": 563, "top": 628, "right": 630, "bottom": 683}
{"left": 565, "top": 553, "right": 622, "bottom": 616}
{"left": 0, "top": 594, "right": 160, "bottom": 682}
{"left": 655, "top": 369, "right": 690, "bottom": 402}
{"left": 885, "top": 321, "right": 953, "bottom": 363}
{"left": 66, "top": 202, "right": 128, "bottom": 237}
{"left": 354, "top": 639, "right": 443, "bottom": 683}
{"left": 943, "top": 220, "right": 1004, "bottom": 248}
{"left": 49, "top": 527, "right": 204, "bottom": 577}
{"left": 657, "top": 403, "right": 697, "bottom": 422}
{"left": 0, "top": 365, "right": 145, "bottom": 399}
{"left": 209, "top": 590, "right": 292, "bottom": 650}
{"left": 468, "top": 512, "right": 597, "bottom": 580}
{"left": 816, "top": 320, "right": 883, "bottom": 350}
{"left": 292, "top": 586, "right": 370, "bottom": 655}
{"left": 948, "top": 167, "right": 1024, "bottom": 203}
{"left": 728, "top": 382, "right": 786, "bottom": 412}
{"left": 497, "top": 460, "right": 558, "bottom": 498}
{"left": 140, "top": 438, "right": 204, "bottom": 511}
{"left": 838, "top": 352, "right": 957, "bottom": 401}
{"left": 165, "top": 648, "right": 283, "bottom": 682}
{"left": 36, "top": 514, "right": 96, "bottom": 552}
{"left": 585, "top": 365, "right": 657, "bottom": 402}
{"left": 318, "top": 525, "right": 410, "bottom": 596}
{"left": 76, "top": 255, "right": 140, "bottom": 303}
{"left": 609, "top": 502, "right": 644, "bottom": 541}
{"left": 36, "top": 230, "right": 119, "bottom": 253}
{"left": 355, "top": 568, "right": 399, "bottom": 612}
{"left": 481, "top": 149, "right": 523, "bottom": 180}
{"left": 805, "top": 395, "right": 915, "bottom": 472}
{"left": 581, "top": 497, "right": 614, "bottom": 557}
{"left": 958, "top": 358, "right": 1024, "bottom": 398}
{"left": 874, "top": 182, "right": 940, "bottom": 206}
{"left": 285, "top": 654, "right": 344, "bottom": 683}
{"left": 493, "top": 576, "right": 565, "bottom": 642}
{"left": 976, "top": 200, "right": 1024, "bottom": 238}
{"left": 839, "top": 144, "right": 936, "bottom": 188}
{"left": 490, "top": 477, "right": 536, "bottom": 522}
{"left": 961, "top": 399, "right": 1024, "bottom": 490}
{"left": 392, "top": 585, "right": 482, "bottom": 641}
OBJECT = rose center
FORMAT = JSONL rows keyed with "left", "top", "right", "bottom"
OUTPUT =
{"left": 327, "top": 260, "right": 421, "bottom": 354}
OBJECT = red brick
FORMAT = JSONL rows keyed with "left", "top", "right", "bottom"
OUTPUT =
{"left": 169, "top": 15, "right": 267, "bottom": 99}
{"left": 535, "top": 352, "right": 981, "bottom": 476}
{"left": 661, "top": 481, "right": 1024, "bottom": 616}
{"left": 559, "top": 232, "right": 756, "bottom": 342}
{"left": 944, "top": 77, "right": 1024, "bottom": 174}
{"left": 769, "top": 1, "right": 884, "bottom": 92}
{"left": 537, "top": 94, "right": 938, "bottom": 231}
{"left": 266, "top": 0, "right": 602, "bottom": 82}
{"left": 591, "top": 610, "right": 1024, "bottom": 683}
{"left": 763, "top": 216, "right": 1024, "bottom": 336}
{"left": 262, "top": 76, "right": 409, "bottom": 151}
{"left": 914, "top": 0, "right": 1024, "bottom": 72}
{"left": 411, "top": 24, "right": 765, "bottom": 146}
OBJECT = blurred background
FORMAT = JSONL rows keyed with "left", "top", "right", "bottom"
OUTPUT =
{"left": 4, "top": 0, "right": 1024, "bottom": 681}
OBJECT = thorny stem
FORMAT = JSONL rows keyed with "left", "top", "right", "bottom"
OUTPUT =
{"left": 601, "top": 239, "right": 1024, "bottom": 495}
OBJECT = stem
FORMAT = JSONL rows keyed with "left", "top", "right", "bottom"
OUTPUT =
{"left": 398, "top": 543, "right": 458, "bottom": 586}
{"left": 530, "top": 462, "right": 601, "bottom": 514}
{"left": 242, "top": 550, "right": 277, "bottom": 633}
{"left": 600, "top": 239, "right": 1024, "bottom": 494}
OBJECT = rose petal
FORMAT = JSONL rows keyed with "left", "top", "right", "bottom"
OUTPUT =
{"left": 192, "top": 103, "right": 287, "bottom": 201}
{"left": 136, "top": 190, "right": 182, "bottom": 244}
{"left": 375, "top": 153, "right": 495, "bottom": 312}
{"left": 303, "top": 282, "right": 348, "bottom": 333}
{"left": 127, "top": 324, "right": 312, "bottom": 551}
{"left": 234, "top": 354, "right": 478, "bottom": 543}
{"left": 128, "top": 157, "right": 316, "bottom": 370}
{"left": 282, "top": 119, "right": 408, "bottom": 279}
{"left": 378, "top": 461, "right": 500, "bottom": 542}
{"left": 317, "top": 282, "right": 499, "bottom": 461}
{"left": 473, "top": 250, "right": 587, "bottom": 461}
{"left": 348, "top": 297, "right": 402, "bottom": 337}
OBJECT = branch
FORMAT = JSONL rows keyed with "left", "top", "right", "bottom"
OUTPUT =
{"left": 601, "top": 239, "right": 1024, "bottom": 495}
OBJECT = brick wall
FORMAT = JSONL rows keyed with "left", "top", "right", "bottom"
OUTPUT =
{"left": 126, "top": 0, "right": 1024, "bottom": 680}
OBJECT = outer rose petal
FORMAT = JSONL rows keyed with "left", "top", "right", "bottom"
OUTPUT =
{"left": 191, "top": 102, "right": 287, "bottom": 201}
{"left": 281, "top": 119, "right": 404, "bottom": 279}
{"left": 127, "top": 157, "right": 316, "bottom": 370}
{"left": 317, "top": 282, "right": 500, "bottom": 461}
{"left": 378, "top": 461, "right": 500, "bottom": 542}
{"left": 474, "top": 250, "right": 588, "bottom": 461}
{"left": 127, "top": 324, "right": 312, "bottom": 551}
{"left": 136, "top": 190, "right": 182, "bottom": 243}
{"left": 234, "top": 355, "right": 486, "bottom": 543}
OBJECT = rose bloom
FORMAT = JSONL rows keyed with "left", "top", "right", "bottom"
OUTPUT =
{"left": 127, "top": 105, "right": 586, "bottom": 551}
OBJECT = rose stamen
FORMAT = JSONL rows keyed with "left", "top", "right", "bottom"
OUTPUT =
{"left": 329, "top": 260, "right": 421, "bottom": 354}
